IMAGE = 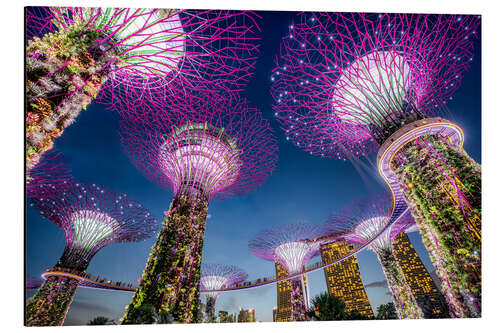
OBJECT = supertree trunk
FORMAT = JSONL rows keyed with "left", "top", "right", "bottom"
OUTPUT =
{"left": 122, "top": 193, "right": 209, "bottom": 324}
{"left": 290, "top": 277, "right": 307, "bottom": 321}
{"left": 417, "top": 226, "right": 467, "bottom": 317}
{"left": 391, "top": 134, "right": 481, "bottom": 317}
{"left": 26, "top": 26, "right": 118, "bottom": 172}
{"left": 25, "top": 274, "right": 80, "bottom": 326}
{"left": 25, "top": 247, "right": 91, "bottom": 326}
{"left": 375, "top": 248, "right": 424, "bottom": 319}
{"left": 205, "top": 296, "right": 217, "bottom": 323}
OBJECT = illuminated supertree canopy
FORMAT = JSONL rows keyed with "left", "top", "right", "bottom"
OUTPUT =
{"left": 26, "top": 182, "right": 158, "bottom": 326}
{"left": 271, "top": 12, "right": 481, "bottom": 318}
{"left": 26, "top": 149, "right": 73, "bottom": 199}
{"left": 119, "top": 90, "right": 278, "bottom": 324}
{"left": 270, "top": 12, "right": 480, "bottom": 157}
{"left": 25, "top": 6, "right": 261, "bottom": 172}
{"left": 327, "top": 194, "right": 423, "bottom": 319}
{"left": 249, "top": 221, "right": 321, "bottom": 321}
{"left": 200, "top": 263, "right": 248, "bottom": 323}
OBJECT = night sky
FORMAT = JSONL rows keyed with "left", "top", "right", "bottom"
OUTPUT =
{"left": 25, "top": 10, "right": 481, "bottom": 324}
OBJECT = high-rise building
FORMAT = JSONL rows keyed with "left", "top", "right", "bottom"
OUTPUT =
{"left": 274, "top": 262, "right": 309, "bottom": 321}
{"left": 237, "top": 307, "right": 256, "bottom": 322}
{"left": 392, "top": 233, "right": 450, "bottom": 318}
{"left": 320, "top": 241, "right": 374, "bottom": 317}
{"left": 275, "top": 262, "right": 292, "bottom": 322}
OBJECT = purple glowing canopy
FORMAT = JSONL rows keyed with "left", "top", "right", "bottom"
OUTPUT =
{"left": 200, "top": 263, "right": 248, "bottom": 295}
{"left": 29, "top": 182, "right": 158, "bottom": 262}
{"left": 325, "top": 194, "right": 412, "bottom": 251}
{"left": 248, "top": 221, "right": 322, "bottom": 275}
{"left": 26, "top": 149, "right": 73, "bottom": 199}
{"left": 26, "top": 6, "right": 261, "bottom": 102}
{"left": 119, "top": 90, "right": 279, "bottom": 200}
{"left": 270, "top": 13, "right": 480, "bottom": 158}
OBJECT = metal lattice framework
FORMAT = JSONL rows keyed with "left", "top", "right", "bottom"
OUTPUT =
{"left": 119, "top": 90, "right": 277, "bottom": 324}
{"left": 201, "top": 262, "right": 247, "bottom": 322}
{"left": 248, "top": 221, "right": 322, "bottom": 274}
{"left": 249, "top": 221, "right": 320, "bottom": 321}
{"left": 119, "top": 90, "right": 279, "bottom": 200}
{"left": 328, "top": 194, "right": 411, "bottom": 251}
{"left": 201, "top": 263, "right": 248, "bottom": 297}
{"left": 329, "top": 194, "right": 424, "bottom": 319}
{"left": 26, "top": 150, "right": 73, "bottom": 199}
{"left": 25, "top": 6, "right": 261, "bottom": 173}
{"left": 29, "top": 182, "right": 158, "bottom": 269}
{"left": 26, "top": 6, "right": 261, "bottom": 94}
{"left": 270, "top": 12, "right": 480, "bottom": 158}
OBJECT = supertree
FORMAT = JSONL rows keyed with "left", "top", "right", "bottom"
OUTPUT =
{"left": 26, "top": 149, "right": 73, "bottom": 199}
{"left": 270, "top": 12, "right": 481, "bottom": 317}
{"left": 325, "top": 194, "right": 424, "bottom": 319}
{"left": 200, "top": 263, "right": 248, "bottom": 323}
{"left": 26, "top": 182, "right": 158, "bottom": 326}
{"left": 26, "top": 276, "right": 43, "bottom": 290}
{"left": 248, "top": 221, "right": 321, "bottom": 321}
{"left": 25, "top": 6, "right": 261, "bottom": 172}
{"left": 118, "top": 90, "right": 278, "bottom": 324}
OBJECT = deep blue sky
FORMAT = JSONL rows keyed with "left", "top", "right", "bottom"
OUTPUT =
{"left": 25, "top": 10, "right": 481, "bottom": 324}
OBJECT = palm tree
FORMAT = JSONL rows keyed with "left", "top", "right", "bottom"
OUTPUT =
{"left": 87, "top": 316, "right": 115, "bottom": 325}
{"left": 307, "top": 292, "right": 346, "bottom": 321}
{"left": 344, "top": 310, "right": 372, "bottom": 320}
{"left": 375, "top": 302, "right": 398, "bottom": 319}
{"left": 121, "top": 303, "right": 174, "bottom": 324}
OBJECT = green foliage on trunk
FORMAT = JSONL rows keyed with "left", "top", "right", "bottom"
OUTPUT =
{"left": 26, "top": 24, "right": 119, "bottom": 172}
{"left": 25, "top": 275, "right": 80, "bottom": 326}
{"left": 391, "top": 134, "right": 481, "bottom": 317}
{"left": 121, "top": 194, "right": 208, "bottom": 324}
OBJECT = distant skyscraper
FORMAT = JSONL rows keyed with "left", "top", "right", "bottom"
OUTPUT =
{"left": 218, "top": 311, "right": 228, "bottom": 323}
{"left": 320, "top": 241, "right": 374, "bottom": 317}
{"left": 220, "top": 311, "right": 236, "bottom": 323}
{"left": 274, "top": 262, "right": 309, "bottom": 321}
{"left": 392, "top": 233, "right": 450, "bottom": 318}
{"left": 237, "top": 307, "right": 256, "bottom": 322}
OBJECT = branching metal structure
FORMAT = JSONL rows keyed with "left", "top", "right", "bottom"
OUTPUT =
{"left": 25, "top": 6, "right": 261, "bottom": 172}
{"left": 119, "top": 90, "right": 278, "bottom": 324}
{"left": 249, "top": 221, "right": 321, "bottom": 321}
{"left": 271, "top": 12, "right": 481, "bottom": 317}
{"left": 200, "top": 264, "right": 248, "bottom": 323}
{"left": 26, "top": 182, "right": 157, "bottom": 326}
{"left": 26, "top": 150, "right": 73, "bottom": 199}
{"left": 326, "top": 194, "right": 424, "bottom": 319}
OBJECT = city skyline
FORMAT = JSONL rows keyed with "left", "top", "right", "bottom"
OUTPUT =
{"left": 25, "top": 10, "right": 481, "bottom": 324}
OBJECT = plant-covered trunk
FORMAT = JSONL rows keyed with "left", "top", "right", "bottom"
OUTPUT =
{"left": 26, "top": 25, "right": 118, "bottom": 172}
{"left": 121, "top": 193, "right": 209, "bottom": 324}
{"left": 26, "top": 275, "right": 80, "bottom": 326}
{"left": 290, "top": 277, "right": 307, "bottom": 321}
{"left": 25, "top": 248, "right": 90, "bottom": 327}
{"left": 391, "top": 134, "right": 481, "bottom": 317}
{"left": 376, "top": 248, "right": 424, "bottom": 319}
